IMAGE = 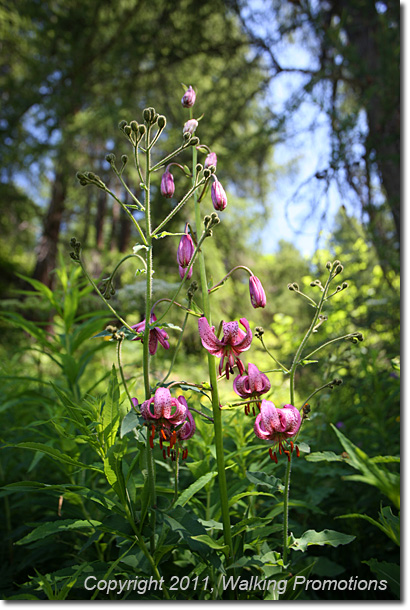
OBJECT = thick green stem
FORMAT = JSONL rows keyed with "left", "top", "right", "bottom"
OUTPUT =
{"left": 192, "top": 143, "right": 234, "bottom": 562}
{"left": 142, "top": 124, "right": 157, "bottom": 553}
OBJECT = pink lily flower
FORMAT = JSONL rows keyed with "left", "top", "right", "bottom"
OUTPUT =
{"left": 141, "top": 387, "right": 187, "bottom": 425}
{"left": 254, "top": 400, "right": 301, "bottom": 462}
{"left": 131, "top": 313, "right": 170, "bottom": 355}
{"left": 233, "top": 362, "right": 271, "bottom": 399}
{"left": 140, "top": 389, "right": 195, "bottom": 461}
{"left": 198, "top": 316, "right": 252, "bottom": 379}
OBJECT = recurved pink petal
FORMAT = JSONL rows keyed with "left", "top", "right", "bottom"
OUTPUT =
{"left": 254, "top": 413, "right": 271, "bottom": 440}
{"left": 198, "top": 317, "right": 223, "bottom": 352}
{"left": 153, "top": 387, "right": 172, "bottom": 419}
{"left": 279, "top": 405, "right": 301, "bottom": 437}
{"left": 222, "top": 321, "right": 239, "bottom": 345}
{"left": 169, "top": 395, "right": 188, "bottom": 425}
{"left": 260, "top": 399, "right": 280, "bottom": 434}
{"left": 236, "top": 318, "right": 253, "bottom": 350}
{"left": 179, "top": 408, "right": 196, "bottom": 440}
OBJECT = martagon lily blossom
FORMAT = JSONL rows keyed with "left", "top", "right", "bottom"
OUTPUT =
{"left": 254, "top": 400, "right": 302, "bottom": 462}
{"left": 198, "top": 316, "right": 252, "bottom": 379}
{"left": 137, "top": 388, "right": 195, "bottom": 460}
{"left": 131, "top": 314, "right": 170, "bottom": 355}
{"left": 233, "top": 362, "right": 271, "bottom": 415}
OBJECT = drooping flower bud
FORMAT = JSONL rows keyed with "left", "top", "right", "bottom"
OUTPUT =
{"left": 183, "top": 119, "right": 198, "bottom": 136}
{"left": 204, "top": 152, "right": 217, "bottom": 169}
{"left": 161, "top": 170, "right": 175, "bottom": 198}
{"left": 249, "top": 275, "right": 266, "bottom": 308}
{"left": 177, "top": 231, "right": 195, "bottom": 280}
{"left": 181, "top": 86, "right": 196, "bottom": 108}
{"left": 177, "top": 233, "right": 195, "bottom": 268}
{"left": 179, "top": 265, "right": 193, "bottom": 280}
{"left": 211, "top": 180, "right": 227, "bottom": 211}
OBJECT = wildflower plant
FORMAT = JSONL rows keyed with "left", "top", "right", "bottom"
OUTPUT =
{"left": 5, "top": 86, "right": 371, "bottom": 600}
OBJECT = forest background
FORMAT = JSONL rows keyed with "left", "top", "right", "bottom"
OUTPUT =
{"left": 0, "top": 0, "right": 400, "bottom": 600}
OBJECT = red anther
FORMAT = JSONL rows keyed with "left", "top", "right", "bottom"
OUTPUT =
{"left": 290, "top": 441, "right": 294, "bottom": 452}
{"left": 269, "top": 447, "right": 274, "bottom": 460}
{"left": 171, "top": 450, "right": 176, "bottom": 461}
{"left": 149, "top": 436, "right": 154, "bottom": 449}
{"left": 273, "top": 451, "right": 278, "bottom": 464}
{"left": 167, "top": 445, "right": 170, "bottom": 457}
{"left": 296, "top": 445, "right": 300, "bottom": 458}
{"left": 163, "top": 449, "right": 167, "bottom": 460}
{"left": 161, "top": 428, "right": 167, "bottom": 440}
{"left": 170, "top": 430, "right": 177, "bottom": 449}
{"left": 150, "top": 424, "right": 155, "bottom": 439}
{"left": 185, "top": 448, "right": 188, "bottom": 459}
{"left": 278, "top": 443, "right": 282, "bottom": 455}
{"left": 159, "top": 437, "right": 163, "bottom": 450}
{"left": 252, "top": 407, "right": 256, "bottom": 416}
{"left": 284, "top": 450, "right": 291, "bottom": 462}
{"left": 257, "top": 401, "right": 261, "bottom": 411}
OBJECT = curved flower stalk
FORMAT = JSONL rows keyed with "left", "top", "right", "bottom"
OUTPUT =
{"left": 131, "top": 314, "right": 170, "bottom": 355}
{"left": 233, "top": 362, "right": 271, "bottom": 414}
{"left": 137, "top": 388, "right": 195, "bottom": 461}
{"left": 198, "top": 316, "right": 252, "bottom": 379}
{"left": 254, "top": 400, "right": 301, "bottom": 463}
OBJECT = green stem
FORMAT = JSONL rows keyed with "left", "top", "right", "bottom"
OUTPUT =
{"left": 152, "top": 179, "right": 206, "bottom": 236}
{"left": 103, "top": 186, "right": 147, "bottom": 246}
{"left": 282, "top": 270, "right": 333, "bottom": 565}
{"left": 78, "top": 254, "right": 135, "bottom": 333}
{"left": 192, "top": 139, "right": 234, "bottom": 562}
{"left": 142, "top": 124, "right": 157, "bottom": 554}
{"left": 302, "top": 333, "right": 357, "bottom": 362}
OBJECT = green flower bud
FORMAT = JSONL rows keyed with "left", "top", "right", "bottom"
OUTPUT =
{"left": 118, "top": 120, "right": 128, "bottom": 130}
{"left": 157, "top": 115, "right": 166, "bottom": 129}
{"left": 105, "top": 153, "right": 116, "bottom": 164}
{"left": 130, "top": 120, "right": 139, "bottom": 132}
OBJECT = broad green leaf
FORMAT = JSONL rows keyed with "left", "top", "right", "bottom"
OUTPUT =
{"left": 104, "top": 445, "right": 127, "bottom": 505}
{"left": 7, "top": 443, "right": 103, "bottom": 473}
{"left": 363, "top": 559, "right": 400, "bottom": 598}
{"left": 337, "top": 506, "right": 399, "bottom": 546}
{"left": 229, "top": 491, "right": 276, "bottom": 507}
{"left": 16, "top": 519, "right": 102, "bottom": 545}
{"left": 175, "top": 471, "right": 217, "bottom": 507}
{"left": 102, "top": 366, "right": 121, "bottom": 448}
{"left": 305, "top": 451, "right": 345, "bottom": 463}
{"left": 246, "top": 471, "right": 284, "bottom": 491}
{"left": 331, "top": 424, "right": 400, "bottom": 509}
{"left": 291, "top": 529, "right": 355, "bottom": 552}
{"left": 190, "top": 534, "right": 229, "bottom": 556}
{"left": 120, "top": 410, "right": 142, "bottom": 438}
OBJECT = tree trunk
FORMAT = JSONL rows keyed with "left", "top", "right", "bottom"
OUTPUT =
{"left": 32, "top": 167, "right": 68, "bottom": 288}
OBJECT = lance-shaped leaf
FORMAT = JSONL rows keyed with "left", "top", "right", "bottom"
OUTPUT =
{"left": 290, "top": 529, "right": 355, "bottom": 552}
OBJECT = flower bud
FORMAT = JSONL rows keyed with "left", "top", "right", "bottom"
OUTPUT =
{"left": 249, "top": 275, "right": 266, "bottom": 308}
{"left": 183, "top": 119, "right": 198, "bottom": 136}
{"left": 211, "top": 180, "right": 227, "bottom": 211}
{"left": 160, "top": 171, "right": 175, "bottom": 198}
{"left": 204, "top": 152, "right": 217, "bottom": 169}
{"left": 181, "top": 86, "right": 196, "bottom": 108}
{"left": 177, "top": 233, "right": 195, "bottom": 268}
{"left": 179, "top": 265, "right": 193, "bottom": 280}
